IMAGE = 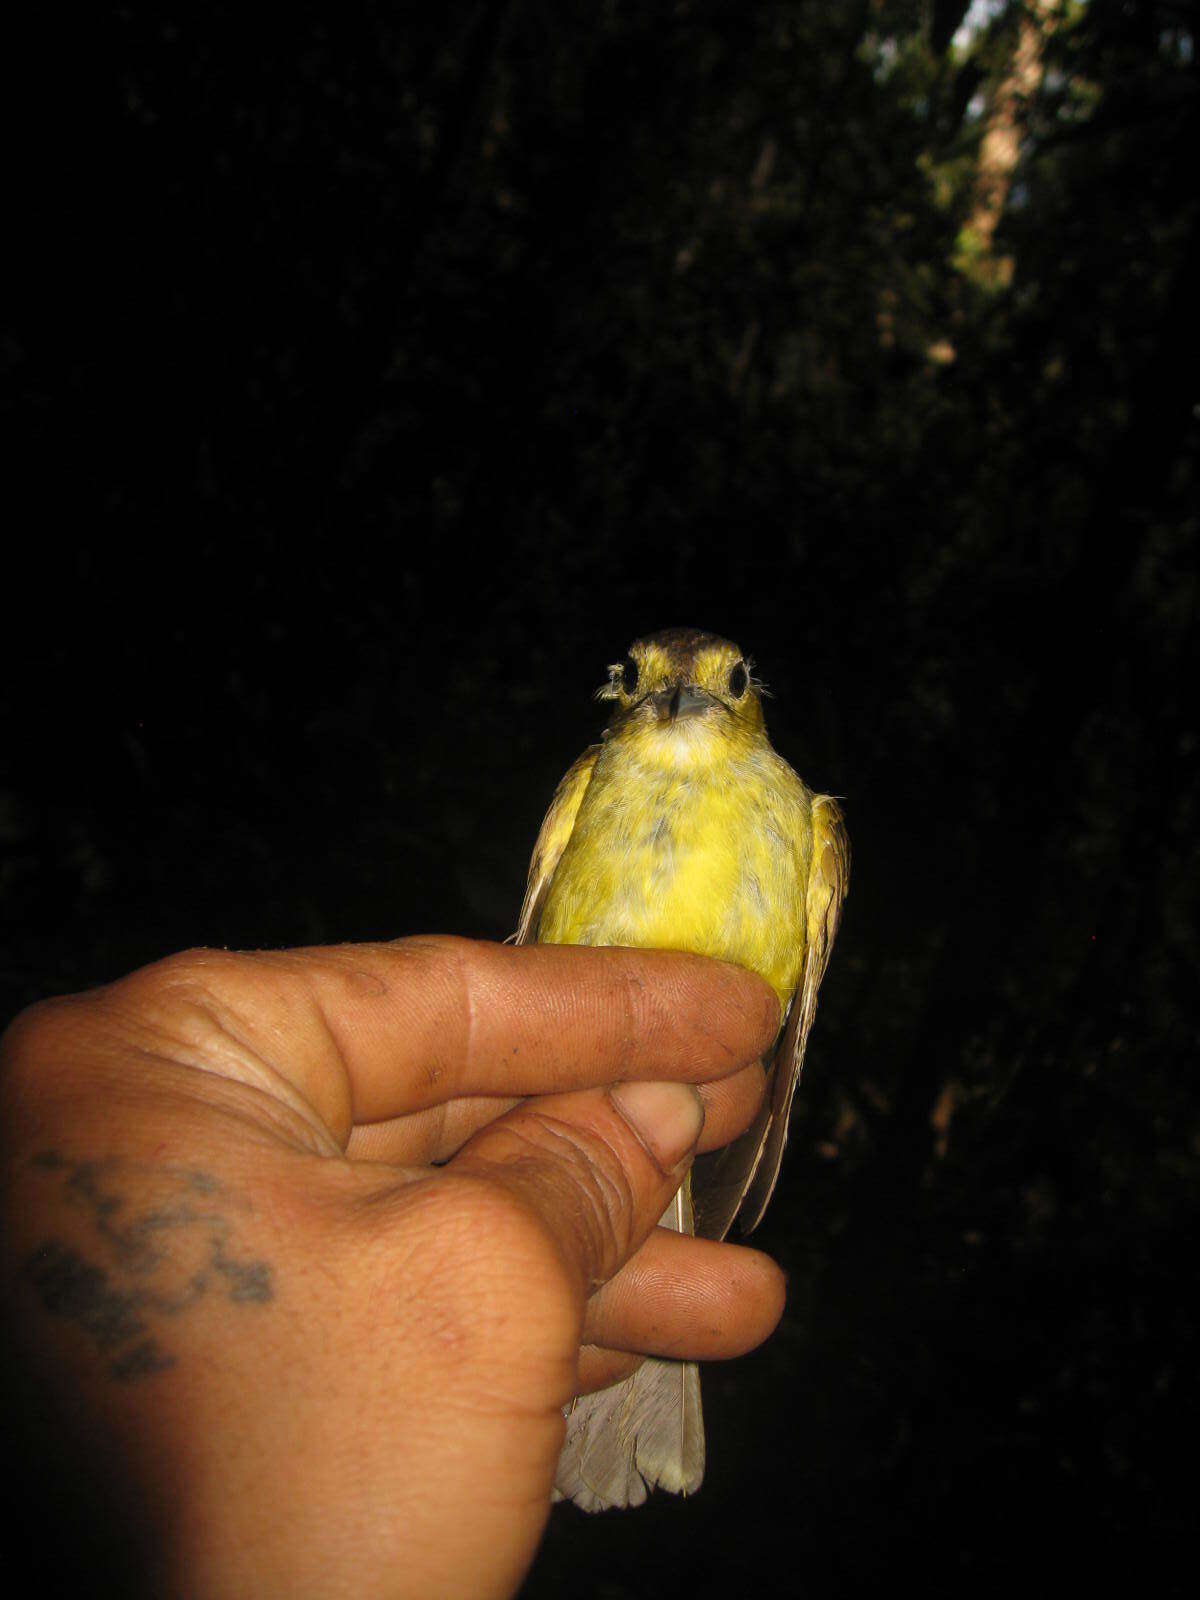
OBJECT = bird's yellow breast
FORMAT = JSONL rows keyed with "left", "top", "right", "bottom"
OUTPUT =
{"left": 536, "top": 714, "right": 813, "bottom": 1012}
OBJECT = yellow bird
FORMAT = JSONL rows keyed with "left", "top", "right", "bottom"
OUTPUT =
{"left": 515, "top": 627, "right": 849, "bottom": 1512}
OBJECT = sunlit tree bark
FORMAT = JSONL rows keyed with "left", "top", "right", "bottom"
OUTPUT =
{"left": 966, "top": 0, "right": 1058, "bottom": 283}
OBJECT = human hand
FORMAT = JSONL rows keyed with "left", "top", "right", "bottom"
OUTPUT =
{"left": 1, "top": 937, "right": 785, "bottom": 1598}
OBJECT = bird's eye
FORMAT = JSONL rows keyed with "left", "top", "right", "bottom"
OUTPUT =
{"left": 728, "top": 662, "right": 748, "bottom": 698}
{"left": 621, "top": 657, "right": 639, "bottom": 695}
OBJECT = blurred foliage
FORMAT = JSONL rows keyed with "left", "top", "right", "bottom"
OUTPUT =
{"left": 3, "top": 0, "right": 1198, "bottom": 1594}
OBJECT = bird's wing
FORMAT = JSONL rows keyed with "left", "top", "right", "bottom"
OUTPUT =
{"left": 737, "top": 793, "right": 850, "bottom": 1233}
{"left": 690, "top": 794, "right": 849, "bottom": 1242}
{"left": 513, "top": 745, "right": 601, "bottom": 944}
{"left": 690, "top": 1079, "right": 776, "bottom": 1242}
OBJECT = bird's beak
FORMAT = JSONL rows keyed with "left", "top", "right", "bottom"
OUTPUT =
{"left": 651, "top": 684, "right": 713, "bottom": 723}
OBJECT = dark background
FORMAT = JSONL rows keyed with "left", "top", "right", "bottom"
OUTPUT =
{"left": 3, "top": 2, "right": 1197, "bottom": 1595}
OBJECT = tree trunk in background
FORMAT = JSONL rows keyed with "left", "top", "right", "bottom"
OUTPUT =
{"left": 968, "top": 0, "right": 1056, "bottom": 283}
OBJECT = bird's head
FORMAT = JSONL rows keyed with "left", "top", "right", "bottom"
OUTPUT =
{"left": 597, "top": 628, "right": 766, "bottom": 757}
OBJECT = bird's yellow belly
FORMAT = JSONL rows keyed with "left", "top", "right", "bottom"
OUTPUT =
{"left": 537, "top": 748, "right": 810, "bottom": 1012}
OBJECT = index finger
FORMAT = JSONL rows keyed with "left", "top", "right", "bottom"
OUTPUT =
{"left": 118, "top": 935, "right": 779, "bottom": 1140}
{"left": 307, "top": 936, "right": 779, "bottom": 1124}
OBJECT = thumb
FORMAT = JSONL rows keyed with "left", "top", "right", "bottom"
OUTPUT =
{"left": 448, "top": 1081, "right": 706, "bottom": 1296}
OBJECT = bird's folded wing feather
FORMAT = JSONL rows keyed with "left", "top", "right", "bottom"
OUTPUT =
{"left": 737, "top": 793, "right": 850, "bottom": 1233}
{"left": 513, "top": 745, "right": 600, "bottom": 944}
{"left": 690, "top": 1073, "right": 775, "bottom": 1241}
{"left": 691, "top": 794, "right": 849, "bottom": 1241}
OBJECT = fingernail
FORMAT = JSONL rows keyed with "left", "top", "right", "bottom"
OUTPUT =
{"left": 610, "top": 1081, "right": 705, "bottom": 1173}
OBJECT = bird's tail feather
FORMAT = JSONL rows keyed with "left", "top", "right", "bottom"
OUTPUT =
{"left": 552, "top": 1178, "right": 705, "bottom": 1512}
